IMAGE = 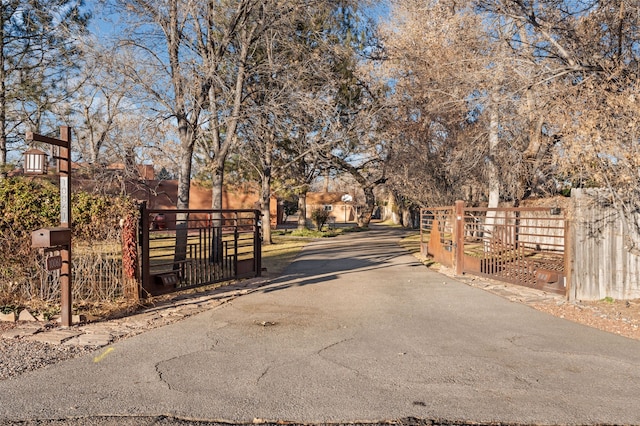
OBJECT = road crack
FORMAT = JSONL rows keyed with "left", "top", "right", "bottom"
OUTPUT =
{"left": 316, "top": 338, "right": 361, "bottom": 375}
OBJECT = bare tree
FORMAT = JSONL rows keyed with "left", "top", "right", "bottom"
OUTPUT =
{"left": 239, "top": 2, "right": 367, "bottom": 239}
{"left": 379, "top": 0, "right": 607, "bottom": 208}
{"left": 68, "top": 41, "right": 133, "bottom": 166}
{"left": 472, "top": 0, "right": 640, "bottom": 247}
{"left": 109, "top": 0, "right": 205, "bottom": 211}
{"left": 194, "top": 0, "right": 283, "bottom": 212}
{"left": 378, "top": 0, "right": 492, "bottom": 207}
{"left": 325, "top": 71, "right": 392, "bottom": 228}
{"left": 107, "top": 0, "right": 271, "bottom": 262}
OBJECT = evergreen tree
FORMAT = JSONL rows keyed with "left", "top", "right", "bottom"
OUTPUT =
{"left": 0, "top": 0, "right": 89, "bottom": 169}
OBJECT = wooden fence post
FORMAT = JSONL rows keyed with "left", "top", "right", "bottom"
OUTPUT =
{"left": 564, "top": 205, "right": 573, "bottom": 300}
{"left": 454, "top": 200, "right": 465, "bottom": 275}
{"left": 139, "top": 202, "right": 150, "bottom": 297}
{"left": 254, "top": 210, "right": 262, "bottom": 276}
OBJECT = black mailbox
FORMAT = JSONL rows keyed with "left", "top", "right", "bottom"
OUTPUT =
{"left": 32, "top": 227, "right": 71, "bottom": 248}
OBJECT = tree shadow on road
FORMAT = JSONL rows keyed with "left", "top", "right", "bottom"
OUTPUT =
{"left": 258, "top": 229, "right": 423, "bottom": 294}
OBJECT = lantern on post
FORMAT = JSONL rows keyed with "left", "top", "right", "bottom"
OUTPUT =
{"left": 26, "top": 127, "right": 73, "bottom": 327}
{"left": 23, "top": 148, "right": 48, "bottom": 175}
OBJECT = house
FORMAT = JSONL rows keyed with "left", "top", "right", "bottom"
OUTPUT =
{"left": 305, "top": 191, "right": 357, "bottom": 224}
{"left": 105, "top": 162, "right": 156, "bottom": 180}
{"left": 67, "top": 167, "right": 284, "bottom": 227}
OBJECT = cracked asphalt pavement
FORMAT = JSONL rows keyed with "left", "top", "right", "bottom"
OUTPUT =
{"left": 2, "top": 226, "right": 640, "bottom": 425}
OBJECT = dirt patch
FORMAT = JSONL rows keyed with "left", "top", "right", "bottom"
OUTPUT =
{"left": 530, "top": 297, "right": 640, "bottom": 340}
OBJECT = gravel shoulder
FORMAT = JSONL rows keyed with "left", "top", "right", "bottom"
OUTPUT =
{"left": 529, "top": 295, "right": 640, "bottom": 339}
{"left": 0, "top": 285, "right": 251, "bottom": 381}
{"left": 0, "top": 334, "right": 95, "bottom": 381}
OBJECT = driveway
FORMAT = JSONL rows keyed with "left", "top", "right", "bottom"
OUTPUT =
{"left": 1, "top": 226, "right": 640, "bottom": 425}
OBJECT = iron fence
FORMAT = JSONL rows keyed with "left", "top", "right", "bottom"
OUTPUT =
{"left": 421, "top": 202, "right": 567, "bottom": 295}
{"left": 139, "top": 205, "right": 262, "bottom": 297}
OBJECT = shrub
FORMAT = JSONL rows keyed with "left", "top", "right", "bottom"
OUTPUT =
{"left": 310, "top": 208, "right": 331, "bottom": 230}
{"left": 282, "top": 199, "right": 298, "bottom": 221}
{"left": 0, "top": 177, "right": 60, "bottom": 234}
{"left": 0, "top": 177, "right": 137, "bottom": 239}
{"left": 0, "top": 177, "right": 138, "bottom": 311}
{"left": 290, "top": 228, "right": 339, "bottom": 238}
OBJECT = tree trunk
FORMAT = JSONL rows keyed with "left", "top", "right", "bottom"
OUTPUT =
{"left": 211, "top": 163, "right": 224, "bottom": 210}
{"left": 173, "top": 124, "right": 195, "bottom": 268}
{"left": 388, "top": 192, "right": 401, "bottom": 225}
{"left": 297, "top": 191, "right": 308, "bottom": 230}
{"left": 484, "top": 103, "right": 500, "bottom": 250}
{"left": 402, "top": 209, "right": 413, "bottom": 229}
{"left": 487, "top": 106, "right": 500, "bottom": 209}
{"left": 169, "top": 0, "right": 195, "bottom": 269}
{"left": 260, "top": 166, "right": 273, "bottom": 245}
{"left": 258, "top": 136, "right": 274, "bottom": 244}
{"left": 210, "top": 162, "right": 224, "bottom": 263}
{"left": 357, "top": 185, "right": 376, "bottom": 228}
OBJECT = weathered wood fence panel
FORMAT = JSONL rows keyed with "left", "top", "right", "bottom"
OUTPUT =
{"left": 570, "top": 189, "right": 640, "bottom": 300}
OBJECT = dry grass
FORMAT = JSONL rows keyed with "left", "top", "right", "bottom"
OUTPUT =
{"left": 82, "top": 235, "right": 313, "bottom": 320}
{"left": 260, "top": 226, "right": 365, "bottom": 276}
{"left": 261, "top": 235, "right": 315, "bottom": 277}
{"left": 397, "top": 231, "right": 421, "bottom": 255}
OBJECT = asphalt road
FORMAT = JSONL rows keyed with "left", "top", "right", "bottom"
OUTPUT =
{"left": 1, "top": 226, "right": 640, "bottom": 425}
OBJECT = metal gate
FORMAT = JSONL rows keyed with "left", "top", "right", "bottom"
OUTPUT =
{"left": 139, "top": 204, "right": 262, "bottom": 297}
{"left": 421, "top": 202, "right": 567, "bottom": 295}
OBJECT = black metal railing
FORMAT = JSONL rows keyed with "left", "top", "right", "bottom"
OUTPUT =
{"left": 139, "top": 204, "right": 261, "bottom": 297}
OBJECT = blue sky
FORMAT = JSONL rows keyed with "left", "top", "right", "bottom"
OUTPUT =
{"left": 86, "top": 0, "right": 391, "bottom": 36}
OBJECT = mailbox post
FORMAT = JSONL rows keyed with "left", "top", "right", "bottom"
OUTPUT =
{"left": 26, "top": 126, "right": 73, "bottom": 327}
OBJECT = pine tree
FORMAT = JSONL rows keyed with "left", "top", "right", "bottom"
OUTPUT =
{"left": 0, "top": 0, "right": 90, "bottom": 169}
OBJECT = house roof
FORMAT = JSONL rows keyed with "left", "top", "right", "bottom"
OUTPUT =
{"left": 306, "top": 191, "right": 350, "bottom": 204}
{"left": 106, "top": 163, "right": 155, "bottom": 180}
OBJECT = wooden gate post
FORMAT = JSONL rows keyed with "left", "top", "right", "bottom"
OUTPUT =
{"left": 139, "top": 202, "right": 150, "bottom": 297}
{"left": 454, "top": 200, "right": 465, "bottom": 275}
{"left": 564, "top": 210, "right": 573, "bottom": 300}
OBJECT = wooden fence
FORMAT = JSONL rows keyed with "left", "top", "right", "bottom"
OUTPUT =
{"left": 31, "top": 232, "right": 129, "bottom": 304}
{"left": 570, "top": 189, "right": 640, "bottom": 300}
